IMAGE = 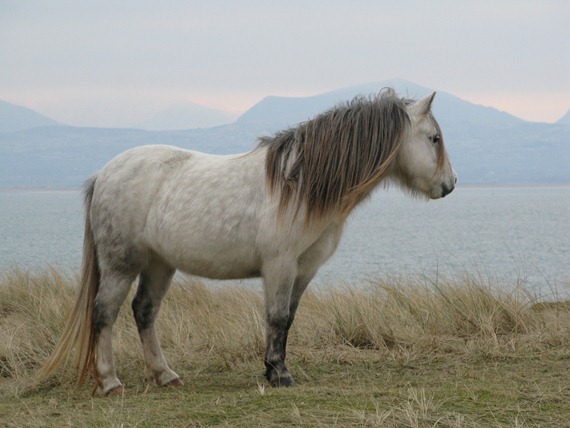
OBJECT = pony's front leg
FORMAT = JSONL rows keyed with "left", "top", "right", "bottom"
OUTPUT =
{"left": 265, "top": 311, "right": 293, "bottom": 387}
{"left": 262, "top": 258, "right": 296, "bottom": 387}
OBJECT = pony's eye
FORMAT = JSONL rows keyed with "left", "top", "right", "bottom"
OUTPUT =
{"left": 431, "top": 134, "right": 441, "bottom": 144}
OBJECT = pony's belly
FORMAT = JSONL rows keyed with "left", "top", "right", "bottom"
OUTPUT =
{"left": 174, "top": 254, "right": 261, "bottom": 280}
{"left": 151, "top": 237, "right": 262, "bottom": 280}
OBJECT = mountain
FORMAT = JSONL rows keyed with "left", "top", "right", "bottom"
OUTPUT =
{"left": 135, "top": 103, "right": 237, "bottom": 130}
{"left": 237, "top": 79, "right": 525, "bottom": 131}
{"left": 556, "top": 109, "right": 570, "bottom": 126}
{"left": 237, "top": 79, "right": 569, "bottom": 184}
{"left": 0, "top": 79, "right": 568, "bottom": 187}
{"left": 0, "top": 100, "right": 63, "bottom": 132}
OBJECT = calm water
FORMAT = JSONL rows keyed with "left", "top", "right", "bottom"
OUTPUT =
{"left": 1, "top": 186, "right": 569, "bottom": 297}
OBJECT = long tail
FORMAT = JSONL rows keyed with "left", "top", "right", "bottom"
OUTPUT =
{"left": 37, "top": 176, "right": 100, "bottom": 387}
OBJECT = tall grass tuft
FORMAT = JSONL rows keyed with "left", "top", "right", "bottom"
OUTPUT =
{"left": 1, "top": 268, "right": 569, "bottom": 390}
{"left": 319, "top": 273, "right": 539, "bottom": 355}
{"left": 0, "top": 268, "right": 77, "bottom": 382}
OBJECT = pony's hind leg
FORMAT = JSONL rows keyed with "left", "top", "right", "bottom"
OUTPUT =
{"left": 93, "top": 270, "right": 136, "bottom": 395}
{"left": 132, "top": 261, "right": 182, "bottom": 387}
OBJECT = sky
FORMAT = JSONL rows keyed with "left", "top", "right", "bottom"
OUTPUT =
{"left": 0, "top": 0, "right": 569, "bottom": 127}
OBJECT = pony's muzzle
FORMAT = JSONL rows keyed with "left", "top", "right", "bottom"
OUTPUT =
{"left": 441, "top": 171, "right": 457, "bottom": 198}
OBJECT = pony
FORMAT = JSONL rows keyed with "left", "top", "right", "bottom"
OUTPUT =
{"left": 37, "top": 89, "right": 456, "bottom": 395}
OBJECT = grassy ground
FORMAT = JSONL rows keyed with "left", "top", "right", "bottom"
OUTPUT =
{"left": 1, "top": 269, "right": 570, "bottom": 427}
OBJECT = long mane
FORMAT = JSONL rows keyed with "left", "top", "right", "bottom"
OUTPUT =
{"left": 259, "top": 89, "right": 411, "bottom": 223}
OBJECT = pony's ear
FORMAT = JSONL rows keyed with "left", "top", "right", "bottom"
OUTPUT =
{"left": 410, "top": 92, "right": 436, "bottom": 115}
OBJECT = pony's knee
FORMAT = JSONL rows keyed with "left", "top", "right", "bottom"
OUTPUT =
{"left": 94, "top": 273, "right": 135, "bottom": 330}
{"left": 132, "top": 294, "right": 155, "bottom": 332}
{"left": 266, "top": 314, "right": 289, "bottom": 337}
{"left": 93, "top": 298, "right": 120, "bottom": 335}
{"left": 265, "top": 314, "right": 290, "bottom": 361}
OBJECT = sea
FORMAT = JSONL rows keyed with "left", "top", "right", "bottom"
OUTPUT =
{"left": 1, "top": 186, "right": 569, "bottom": 299}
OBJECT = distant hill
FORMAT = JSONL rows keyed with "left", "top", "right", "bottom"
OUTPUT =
{"left": 0, "top": 125, "right": 259, "bottom": 188}
{"left": 0, "top": 79, "right": 568, "bottom": 187}
{"left": 135, "top": 103, "right": 237, "bottom": 130}
{"left": 0, "top": 100, "right": 63, "bottom": 132}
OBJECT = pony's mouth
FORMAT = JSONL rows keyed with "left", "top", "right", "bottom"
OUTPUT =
{"left": 429, "top": 182, "right": 455, "bottom": 199}
{"left": 435, "top": 171, "right": 457, "bottom": 199}
{"left": 441, "top": 183, "right": 455, "bottom": 198}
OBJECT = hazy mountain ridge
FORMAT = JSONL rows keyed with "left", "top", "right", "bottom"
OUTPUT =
{"left": 0, "top": 79, "right": 568, "bottom": 187}
{"left": 0, "top": 125, "right": 258, "bottom": 187}
{"left": 134, "top": 103, "right": 237, "bottom": 130}
{"left": 0, "top": 100, "right": 63, "bottom": 133}
{"left": 238, "top": 79, "right": 527, "bottom": 131}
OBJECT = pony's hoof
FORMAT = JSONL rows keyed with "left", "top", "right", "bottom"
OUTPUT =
{"left": 266, "top": 364, "right": 295, "bottom": 387}
{"left": 104, "top": 385, "right": 125, "bottom": 396}
{"left": 165, "top": 377, "right": 184, "bottom": 387}
{"left": 270, "top": 378, "right": 294, "bottom": 387}
{"left": 268, "top": 373, "right": 295, "bottom": 388}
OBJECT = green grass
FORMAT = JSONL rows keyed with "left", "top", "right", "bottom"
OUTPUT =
{"left": 1, "top": 269, "right": 570, "bottom": 427}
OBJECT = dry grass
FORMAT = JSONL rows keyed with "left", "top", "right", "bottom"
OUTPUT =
{"left": 1, "top": 268, "right": 570, "bottom": 426}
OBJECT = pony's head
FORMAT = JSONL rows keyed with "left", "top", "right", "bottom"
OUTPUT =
{"left": 261, "top": 89, "right": 456, "bottom": 224}
{"left": 390, "top": 93, "right": 457, "bottom": 199}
